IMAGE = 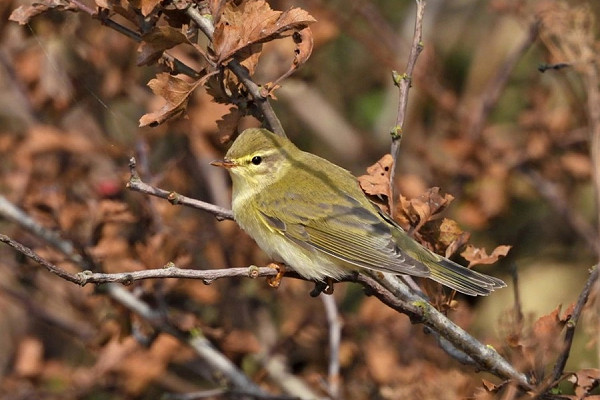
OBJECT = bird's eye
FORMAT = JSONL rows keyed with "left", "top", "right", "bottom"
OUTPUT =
{"left": 251, "top": 156, "right": 262, "bottom": 165}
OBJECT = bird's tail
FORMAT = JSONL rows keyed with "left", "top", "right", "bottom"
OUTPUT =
{"left": 426, "top": 257, "right": 506, "bottom": 296}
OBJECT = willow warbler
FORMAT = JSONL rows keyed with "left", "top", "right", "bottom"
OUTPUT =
{"left": 212, "top": 128, "right": 505, "bottom": 296}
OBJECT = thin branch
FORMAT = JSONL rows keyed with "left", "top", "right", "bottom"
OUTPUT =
{"left": 321, "top": 295, "right": 342, "bottom": 399}
{"left": 0, "top": 281, "right": 96, "bottom": 342}
{"left": 511, "top": 262, "right": 524, "bottom": 326}
{"left": 79, "top": 265, "right": 284, "bottom": 286}
{"left": 0, "top": 234, "right": 82, "bottom": 284}
{"left": 365, "top": 272, "right": 531, "bottom": 388}
{"left": 68, "top": 0, "right": 200, "bottom": 79}
{"left": 0, "top": 195, "right": 85, "bottom": 264}
{"left": 185, "top": 5, "right": 285, "bottom": 137}
{"left": 466, "top": 19, "right": 539, "bottom": 140}
{"left": 389, "top": 0, "right": 425, "bottom": 216}
{"left": 127, "top": 157, "right": 234, "bottom": 221}
{"left": 521, "top": 168, "right": 600, "bottom": 254}
{"left": 549, "top": 265, "right": 599, "bottom": 386}
{"left": 0, "top": 234, "right": 284, "bottom": 286}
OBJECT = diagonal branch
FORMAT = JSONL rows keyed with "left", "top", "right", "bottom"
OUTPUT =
{"left": 548, "top": 265, "right": 599, "bottom": 389}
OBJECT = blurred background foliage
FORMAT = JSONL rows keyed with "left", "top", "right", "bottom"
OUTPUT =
{"left": 0, "top": 0, "right": 599, "bottom": 398}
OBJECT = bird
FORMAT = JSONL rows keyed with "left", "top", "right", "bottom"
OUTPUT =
{"left": 211, "top": 128, "right": 506, "bottom": 296}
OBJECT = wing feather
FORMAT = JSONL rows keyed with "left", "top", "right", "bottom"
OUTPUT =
{"left": 257, "top": 196, "right": 429, "bottom": 276}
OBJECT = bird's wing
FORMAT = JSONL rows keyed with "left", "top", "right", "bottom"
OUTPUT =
{"left": 257, "top": 190, "right": 430, "bottom": 277}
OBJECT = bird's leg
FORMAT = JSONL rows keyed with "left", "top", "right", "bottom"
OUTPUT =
{"left": 310, "top": 278, "right": 335, "bottom": 297}
{"left": 265, "top": 262, "right": 286, "bottom": 288}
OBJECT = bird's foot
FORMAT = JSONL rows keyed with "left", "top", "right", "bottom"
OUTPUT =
{"left": 265, "top": 262, "right": 286, "bottom": 288}
{"left": 310, "top": 278, "right": 335, "bottom": 297}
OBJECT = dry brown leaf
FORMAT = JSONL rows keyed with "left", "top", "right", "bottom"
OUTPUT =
{"left": 357, "top": 154, "right": 393, "bottom": 199}
{"left": 515, "top": 304, "right": 576, "bottom": 374}
{"left": 438, "top": 218, "right": 471, "bottom": 258}
{"left": 532, "top": 304, "right": 574, "bottom": 346}
{"left": 138, "top": 26, "right": 189, "bottom": 66}
{"left": 568, "top": 369, "right": 600, "bottom": 399}
{"left": 364, "top": 332, "right": 398, "bottom": 383}
{"left": 98, "top": 200, "right": 137, "bottom": 224}
{"left": 221, "top": 330, "right": 261, "bottom": 354}
{"left": 9, "top": 0, "right": 76, "bottom": 25}
{"left": 561, "top": 152, "right": 591, "bottom": 179}
{"left": 116, "top": 334, "right": 182, "bottom": 395}
{"left": 212, "top": 0, "right": 316, "bottom": 65}
{"left": 292, "top": 27, "right": 314, "bottom": 68}
{"left": 480, "top": 379, "right": 506, "bottom": 392}
{"left": 208, "top": 0, "right": 226, "bottom": 22}
{"left": 460, "top": 244, "right": 511, "bottom": 267}
{"left": 397, "top": 187, "right": 455, "bottom": 232}
{"left": 216, "top": 108, "right": 243, "bottom": 143}
{"left": 264, "top": 27, "right": 315, "bottom": 94}
{"left": 139, "top": 0, "right": 161, "bottom": 16}
{"left": 139, "top": 73, "right": 203, "bottom": 127}
{"left": 14, "top": 336, "right": 44, "bottom": 378}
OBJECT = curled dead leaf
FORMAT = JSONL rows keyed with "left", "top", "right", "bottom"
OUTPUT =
{"left": 139, "top": 73, "right": 205, "bottom": 127}
{"left": 212, "top": 0, "right": 316, "bottom": 65}
{"left": 567, "top": 368, "right": 600, "bottom": 399}
{"left": 397, "top": 187, "right": 454, "bottom": 232}
{"left": 460, "top": 244, "right": 511, "bottom": 268}
{"left": 140, "top": 0, "right": 161, "bottom": 16}
{"left": 357, "top": 154, "right": 393, "bottom": 199}
{"left": 293, "top": 27, "right": 314, "bottom": 68}
{"left": 138, "top": 26, "right": 190, "bottom": 66}
{"left": 216, "top": 108, "right": 243, "bottom": 143}
{"left": 264, "top": 27, "right": 315, "bottom": 95}
{"left": 438, "top": 218, "right": 471, "bottom": 258}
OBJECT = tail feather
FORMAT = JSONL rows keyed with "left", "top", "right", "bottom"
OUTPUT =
{"left": 427, "top": 258, "right": 506, "bottom": 296}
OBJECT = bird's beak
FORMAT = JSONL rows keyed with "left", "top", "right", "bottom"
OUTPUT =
{"left": 210, "top": 159, "right": 236, "bottom": 169}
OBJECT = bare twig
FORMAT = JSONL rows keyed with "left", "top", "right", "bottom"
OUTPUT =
{"left": 0, "top": 234, "right": 82, "bottom": 284}
{"left": 0, "top": 281, "right": 96, "bottom": 342}
{"left": 0, "top": 195, "right": 85, "bottom": 264}
{"left": 321, "top": 295, "right": 341, "bottom": 399}
{"left": 77, "top": 264, "right": 283, "bottom": 286}
{"left": 127, "top": 157, "right": 234, "bottom": 221}
{"left": 511, "top": 263, "right": 524, "bottom": 326}
{"left": 185, "top": 5, "right": 285, "bottom": 137}
{"left": 366, "top": 272, "right": 530, "bottom": 388}
{"left": 389, "top": 0, "right": 426, "bottom": 216}
{"left": 548, "top": 265, "right": 599, "bottom": 387}
{"left": 521, "top": 168, "right": 600, "bottom": 254}
{"left": 466, "top": 20, "right": 539, "bottom": 140}
{"left": 68, "top": 0, "right": 200, "bottom": 79}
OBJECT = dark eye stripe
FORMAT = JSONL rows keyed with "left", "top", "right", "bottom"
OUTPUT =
{"left": 251, "top": 156, "right": 262, "bottom": 165}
